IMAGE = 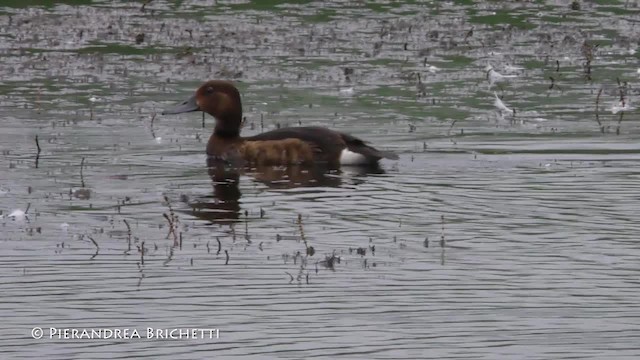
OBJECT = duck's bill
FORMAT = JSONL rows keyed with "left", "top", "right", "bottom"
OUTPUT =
{"left": 161, "top": 95, "right": 199, "bottom": 115}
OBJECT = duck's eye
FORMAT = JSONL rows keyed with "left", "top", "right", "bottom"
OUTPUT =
{"left": 206, "top": 86, "right": 214, "bottom": 94}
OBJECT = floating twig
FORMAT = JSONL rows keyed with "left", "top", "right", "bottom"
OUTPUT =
{"left": 34, "top": 135, "right": 41, "bottom": 168}
{"left": 297, "top": 214, "right": 314, "bottom": 256}
{"left": 140, "top": 0, "right": 153, "bottom": 12}
{"left": 162, "top": 195, "right": 178, "bottom": 244}
{"left": 87, "top": 234, "right": 99, "bottom": 260}
{"left": 616, "top": 78, "right": 627, "bottom": 135}
{"left": 163, "top": 247, "right": 174, "bottom": 266}
{"left": 163, "top": 213, "right": 176, "bottom": 243}
{"left": 80, "top": 157, "right": 86, "bottom": 188}
{"left": 463, "top": 27, "right": 473, "bottom": 42}
{"left": 260, "top": 113, "right": 264, "bottom": 133}
{"left": 149, "top": 112, "right": 157, "bottom": 139}
{"left": 216, "top": 237, "right": 221, "bottom": 255}
{"left": 595, "top": 88, "right": 604, "bottom": 133}
{"left": 244, "top": 210, "right": 250, "bottom": 243}
{"left": 617, "top": 112, "right": 624, "bottom": 135}
{"left": 138, "top": 241, "right": 145, "bottom": 265}
{"left": 224, "top": 249, "right": 229, "bottom": 265}
{"left": 581, "top": 41, "right": 598, "bottom": 81}
{"left": 123, "top": 219, "right": 132, "bottom": 253}
{"left": 447, "top": 119, "right": 457, "bottom": 137}
{"left": 440, "top": 214, "right": 446, "bottom": 248}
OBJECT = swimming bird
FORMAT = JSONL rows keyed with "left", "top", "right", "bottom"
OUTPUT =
{"left": 162, "top": 80, "right": 398, "bottom": 167}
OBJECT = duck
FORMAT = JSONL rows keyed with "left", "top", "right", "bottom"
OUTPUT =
{"left": 162, "top": 80, "right": 398, "bottom": 167}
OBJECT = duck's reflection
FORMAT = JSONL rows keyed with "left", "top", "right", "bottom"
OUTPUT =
{"left": 189, "top": 159, "right": 383, "bottom": 224}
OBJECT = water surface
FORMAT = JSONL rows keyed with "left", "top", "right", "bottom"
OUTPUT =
{"left": 1, "top": 1, "right": 640, "bottom": 359}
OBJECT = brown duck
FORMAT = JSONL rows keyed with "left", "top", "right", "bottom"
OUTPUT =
{"left": 162, "top": 80, "right": 398, "bottom": 167}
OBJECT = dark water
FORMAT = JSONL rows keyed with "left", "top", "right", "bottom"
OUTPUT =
{"left": 1, "top": 1, "right": 640, "bottom": 359}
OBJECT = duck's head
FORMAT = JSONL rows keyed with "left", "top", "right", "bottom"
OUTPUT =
{"left": 162, "top": 80, "right": 243, "bottom": 137}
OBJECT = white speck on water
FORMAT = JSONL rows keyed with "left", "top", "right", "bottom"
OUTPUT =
{"left": 486, "top": 64, "right": 517, "bottom": 89}
{"left": 7, "top": 209, "right": 26, "bottom": 222}
{"left": 494, "top": 92, "right": 514, "bottom": 114}
{"left": 609, "top": 100, "right": 635, "bottom": 114}
{"left": 424, "top": 64, "right": 439, "bottom": 73}
{"left": 338, "top": 87, "right": 354, "bottom": 95}
{"left": 155, "top": 137, "right": 162, "bottom": 143}
{"left": 503, "top": 64, "right": 523, "bottom": 73}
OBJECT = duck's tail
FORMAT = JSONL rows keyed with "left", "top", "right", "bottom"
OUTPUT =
{"left": 341, "top": 133, "right": 398, "bottom": 165}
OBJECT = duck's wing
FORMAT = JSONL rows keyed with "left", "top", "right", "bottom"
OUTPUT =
{"left": 246, "top": 126, "right": 397, "bottom": 163}
{"left": 245, "top": 126, "right": 342, "bottom": 158}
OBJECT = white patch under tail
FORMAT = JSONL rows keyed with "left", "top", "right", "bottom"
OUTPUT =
{"left": 339, "top": 149, "right": 369, "bottom": 165}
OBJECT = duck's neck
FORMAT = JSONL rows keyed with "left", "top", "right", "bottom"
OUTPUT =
{"left": 213, "top": 114, "right": 242, "bottom": 139}
{"left": 214, "top": 126, "right": 240, "bottom": 138}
